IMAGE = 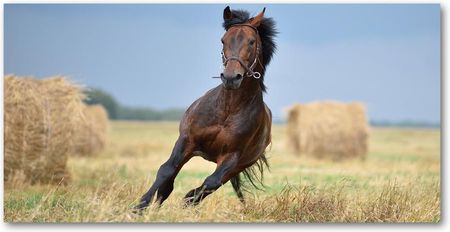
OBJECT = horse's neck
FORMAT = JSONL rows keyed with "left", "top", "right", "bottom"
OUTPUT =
{"left": 219, "top": 78, "right": 263, "bottom": 114}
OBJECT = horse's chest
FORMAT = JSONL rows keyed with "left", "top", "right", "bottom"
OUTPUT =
{"left": 194, "top": 119, "right": 265, "bottom": 156}
{"left": 198, "top": 123, "right": 246, "bottom": 143}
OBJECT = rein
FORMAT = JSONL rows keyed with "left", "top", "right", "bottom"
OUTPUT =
{"left": 213, "top": 24, "right": 262, "bottom": 79}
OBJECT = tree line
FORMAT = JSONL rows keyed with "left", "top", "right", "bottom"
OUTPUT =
{"left": 83, "top": 88, "right": 185, "bottom": 121}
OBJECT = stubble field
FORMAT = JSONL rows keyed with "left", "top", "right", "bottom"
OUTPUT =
{"left": 4, "top": 121, "right": 441, "bottom": 223}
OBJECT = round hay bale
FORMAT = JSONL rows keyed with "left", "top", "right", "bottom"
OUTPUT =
{"left": 4, "top": 75, "right": 84, "bottom": 185}
{"left": 286, "top": 101, "right": 369, "bottom": 161}
{"left": 73, "top": 104, "right": 109, "bottom": 156}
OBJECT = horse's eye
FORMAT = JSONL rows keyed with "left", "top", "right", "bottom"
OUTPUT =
{"left": 249, "top": 40, "right": 255, "bottom": 46}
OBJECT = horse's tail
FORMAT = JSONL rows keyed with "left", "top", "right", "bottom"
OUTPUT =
{"left": 231, "top": 152, "right": 270, "bottom": 197}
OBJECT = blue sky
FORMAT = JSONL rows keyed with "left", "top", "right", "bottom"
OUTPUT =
{"left": 4, "top": 4, "right": 441, "bottom": 122}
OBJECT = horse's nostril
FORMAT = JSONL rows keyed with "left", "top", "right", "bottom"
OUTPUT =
{"left": 235, "top": 74, "right": 242, "bottom": 80}
{"left": 220, "top": 73, "right": 225, "bottom": 78}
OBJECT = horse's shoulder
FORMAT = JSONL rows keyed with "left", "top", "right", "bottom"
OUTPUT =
{"left": 179, "top": 86, "right": 222, "bottom": 131}
{"left": 184, "top": 86, "right": 220, "bottom": 114}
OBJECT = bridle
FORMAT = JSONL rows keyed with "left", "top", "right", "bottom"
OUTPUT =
{"left": 220, "top": 24, "right": 262, "bottom": 79}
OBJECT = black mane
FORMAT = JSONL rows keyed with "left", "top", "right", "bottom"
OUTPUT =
{"left": 223, "top": 9, "right": 278, "bottom": 92}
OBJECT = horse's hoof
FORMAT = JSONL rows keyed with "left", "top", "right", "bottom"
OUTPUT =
{"left": 183, "top": 196, "right": 202, "bottom": 208}
{"left": 131, "top": 203, "right": 147, "bottom": 215}
{"left": 182, "top": 198, "right": 193, "bottom": 208}
{"left": 129, "top": 208, "right": 143, "bottom": 218}
{"left": 131, "top": 208, "right": 144, "bottom": 216}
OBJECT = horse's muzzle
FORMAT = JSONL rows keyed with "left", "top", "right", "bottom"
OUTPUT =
{"left": 221, "top": 73, "right": 243, "bottom": 90}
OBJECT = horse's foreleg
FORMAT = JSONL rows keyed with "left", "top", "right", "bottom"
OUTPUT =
{"left": 135, "top": 136, "right": 192, "bottom": 211}
{"left": 183, "top": 153, "right": 240, "bottom": 206}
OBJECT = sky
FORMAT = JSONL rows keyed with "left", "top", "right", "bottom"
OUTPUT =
{"left": 4, "top": 4, "right": 441, "bottom": 123}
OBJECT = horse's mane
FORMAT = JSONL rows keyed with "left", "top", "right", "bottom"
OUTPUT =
{"left": 223, "top": 9, "right": 278, "bottom": 92}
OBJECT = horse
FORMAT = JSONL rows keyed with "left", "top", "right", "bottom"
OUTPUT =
{"left": 135, "top": 6, "right": 277, "bottom": 210}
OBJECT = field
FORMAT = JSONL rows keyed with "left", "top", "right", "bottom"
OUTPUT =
{"left": 4, "top": 121, "right": 440, "bottom": 223}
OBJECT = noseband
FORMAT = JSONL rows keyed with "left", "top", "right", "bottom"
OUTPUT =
{"left": 220, "top": 24, "right": 262, "bottom": 79}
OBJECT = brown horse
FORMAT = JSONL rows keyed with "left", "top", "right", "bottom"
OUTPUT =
{"left": 135, "top": 6, "right": 277, "bottom": 210}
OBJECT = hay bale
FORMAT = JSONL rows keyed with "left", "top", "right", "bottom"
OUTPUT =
{"left": 73, "top": 104, "right": 109, "bottom": 156}
{"left": 286, "top": 101, "right": 369, "bottom": 160}
{"left": 4, "top": 75, "right": 84, "bottom": 184}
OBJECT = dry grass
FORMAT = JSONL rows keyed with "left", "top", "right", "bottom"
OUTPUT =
{"left": 241, "top": 181, "right": 439, "bottom": 223}
{"left": 3, "top": 121, "right": 440, "bottom": 223}
{"left": 286, "top": 101, "right": 369, "bottom": 160}
{"left": 4, "top": 75, "right": 85, "bottom": 185}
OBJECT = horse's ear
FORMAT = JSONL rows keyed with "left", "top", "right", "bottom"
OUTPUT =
{"left": 250, "top": 7, "right": 265, "bottom": 27}
{"left": 223, "top": 6, "right": 232, "bottom": 21}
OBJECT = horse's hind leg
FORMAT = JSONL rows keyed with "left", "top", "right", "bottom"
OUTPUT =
{"left": 230, "top": 175, "right": 245, "bottom": 203}
{"left": 183, "top": 153, "right": 240, "bottom": 206}
{"left": 135, "top": 136, "right": 192, "bottom": 211}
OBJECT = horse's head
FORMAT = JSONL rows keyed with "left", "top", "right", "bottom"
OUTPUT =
{"left": 220, "top": 6, "right": 265, "bottom": 90}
